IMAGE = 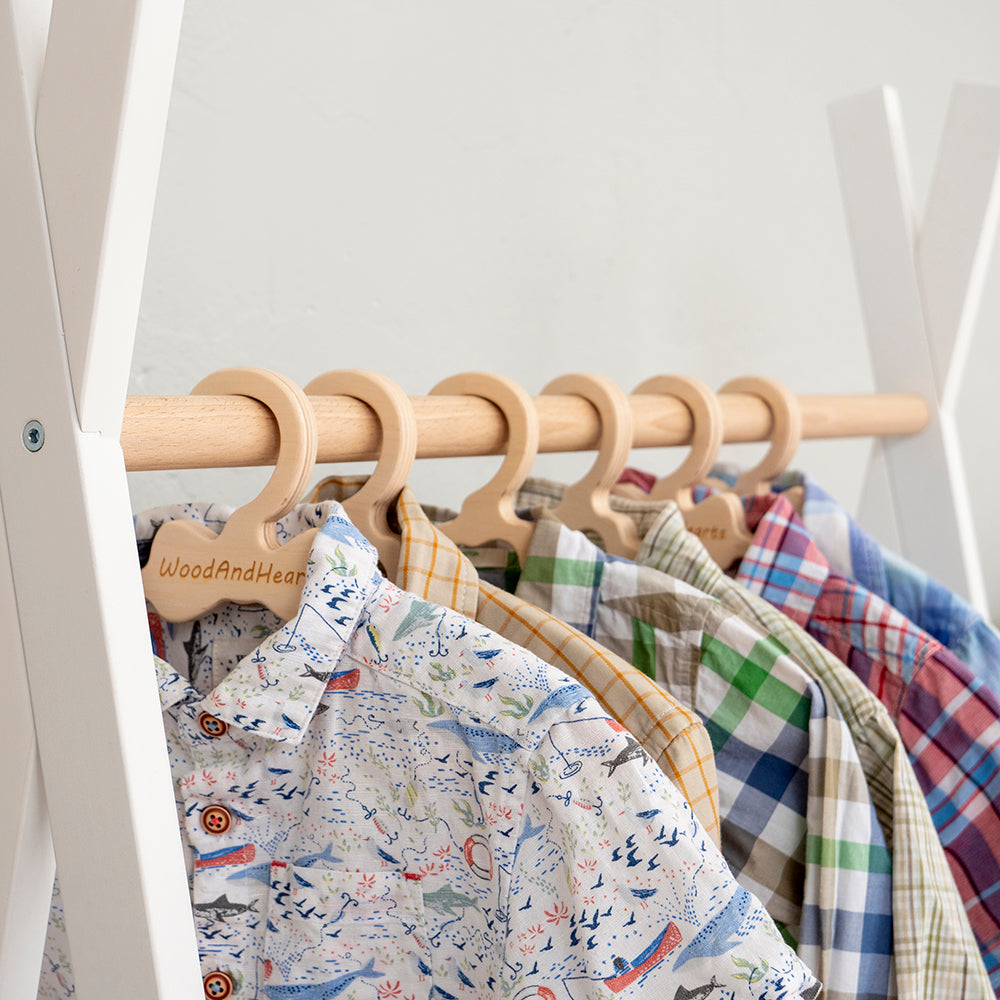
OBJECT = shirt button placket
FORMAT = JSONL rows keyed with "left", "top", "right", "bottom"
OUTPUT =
{"left": 200, "top": 805, "right": 232, "bottom": 836}
{"left": 202, "top": 970, "right": 234, "bottom": 999}
{"left": 198, "top": 712, "right": 229, "bottom": 739}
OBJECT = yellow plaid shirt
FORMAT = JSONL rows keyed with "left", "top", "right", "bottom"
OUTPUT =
{"left": 308, "top": 476, "right": 720, "bottom": 845}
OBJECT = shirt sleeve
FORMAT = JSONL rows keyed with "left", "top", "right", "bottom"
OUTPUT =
{"left": 503, "top": 705, "right": 821, "bottom": 999}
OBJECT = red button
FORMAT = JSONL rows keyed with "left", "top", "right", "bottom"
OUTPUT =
{"left": 203, "top": 971, "right": 233, "bottom": 999}
{"left": 200, "top": 806, "right": 232, "bottom": 835}
{"left": 198, "top": 713, "right": 228, "bottom": 739}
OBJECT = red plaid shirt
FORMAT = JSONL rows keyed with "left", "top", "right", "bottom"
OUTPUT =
{"left": 730, "top": 492, "right": 1000, "bottom": 989}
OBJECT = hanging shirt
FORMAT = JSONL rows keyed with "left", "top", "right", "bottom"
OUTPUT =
{"left": 308, "top": 475, "right": 721, "bottom": 843}
{"left": 769, "top": 470, "right": 1000, "bottom": 697}
{"left": 730, "top": 490, "right": 1000, "bottom": 994}
{"left": 38, "top": 500, "right": 819, "bottom": 1000}
{"left": 515, "top": 476, "right": 990, "bottom": 999}
{"left": 461, "top": 508, "right": 894, "bottom": 1000}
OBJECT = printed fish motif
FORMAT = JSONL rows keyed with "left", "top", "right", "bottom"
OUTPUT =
{"left": 294, "top": 844, "right": 343, "bottom": 868}
{"left": 423, "top": 884, "right": 479, "bottom": 916}
{"left": 261, "top": 957, "right": 383, "bottom": 998}
{"left": 527, "top": 683, "right": 590, "bottom": 723}
{"left": 225, "top": 862, "right": 272, "bottom": 885}
{"left": 601, "top": 737, "right": 649, "bottom": 776}
{"left": 672, "top": 887, "right": 751, "bottom": 970}
{"left": 192, "top": 894, "right": 259, "bottom": 923}
{"left": 428, "top": 718, "right": 522, "bottom": 762}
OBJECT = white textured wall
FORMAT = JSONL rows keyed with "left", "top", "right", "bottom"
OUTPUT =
{"left": 129, "top": 2, "right": 1000, "bottom": 618}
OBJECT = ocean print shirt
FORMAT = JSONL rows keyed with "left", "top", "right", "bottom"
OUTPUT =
{"left": 38, "top": 500, "right": 819, "bottom": 1000}
{"left": 462, "top": 508, "right": 893, "bottom": 1000}
{"left": 309, "top": 474, "right": 722, "bottom": 845}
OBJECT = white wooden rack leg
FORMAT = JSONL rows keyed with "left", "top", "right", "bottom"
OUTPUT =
{"left": 1, "top": 2, "right": 999, "bottom": 996}
{"left": 830, "top": 84, "right": 1000, "bottom": 613}
{"left": 0, "top": 0, "right": 202, "bottom": 997}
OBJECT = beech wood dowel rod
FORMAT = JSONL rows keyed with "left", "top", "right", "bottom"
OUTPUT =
{"left": 121, "top": 392, "right": 930, "bottom": 472}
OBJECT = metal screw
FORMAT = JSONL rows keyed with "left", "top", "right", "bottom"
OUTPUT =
{"left": 22, "top": 420, "right": 45, "bottom": 452}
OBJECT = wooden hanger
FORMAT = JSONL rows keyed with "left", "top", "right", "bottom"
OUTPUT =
{"left": 540, "top": 373, "right": 641, "bottom": 557}
{"left": 304, "top": 369, "right": 417, "bottom": 580}
{"left": 142, "top": 367, "right": 319, "bottom": 623}
{"left": 635, "top": 375, "right": 754, "bottom": 570}
{"left": 429, "top": 372, "right": 539, "bottom": 566}
{"left": 718, "top": 376, "right": 802, "bottom": 496}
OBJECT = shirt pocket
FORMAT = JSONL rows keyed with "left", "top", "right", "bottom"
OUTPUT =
{"left": 263, "top": 865, "right": 433, "bottom": 999}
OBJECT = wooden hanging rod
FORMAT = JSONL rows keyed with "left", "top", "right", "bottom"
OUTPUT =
{"left": 121, "top": 391, "right": 929, "bottom": 472}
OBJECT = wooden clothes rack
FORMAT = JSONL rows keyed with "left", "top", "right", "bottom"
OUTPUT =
{"left": 2, "top": 3, "right": 1000, "bottom": 998}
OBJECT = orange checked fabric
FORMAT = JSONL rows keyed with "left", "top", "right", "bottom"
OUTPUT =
{"left": 309, "top": 476, "right": 720, "bottom": 846}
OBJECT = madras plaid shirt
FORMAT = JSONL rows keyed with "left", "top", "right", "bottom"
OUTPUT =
{"left": 308, "top": 476, "right": 721, "bottom": 844}
{"left": 517, "top": 476, "right": 989, "bottom": 999}
{"left": 735, "top": 491, "right": 1000, "bottom": 993}
{"left": 472, "top": 507, "right": 893, "bottom": 1000}
{"left": 770, "top": 470, "right": 1000, "bottom": 699}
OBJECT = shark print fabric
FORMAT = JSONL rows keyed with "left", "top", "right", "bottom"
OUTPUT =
{"left": 37, "top": 500, "right": 819, "bottom": 1000}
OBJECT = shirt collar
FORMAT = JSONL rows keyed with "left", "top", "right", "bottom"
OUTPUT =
{"left": 735, "top": 492, "right": 832, "bottom": 628}
{"left": 142, "top": 499, "right": 380, "bottom": 742}
{"left": 308, "top": 476, "right": 483, "bottom": 618}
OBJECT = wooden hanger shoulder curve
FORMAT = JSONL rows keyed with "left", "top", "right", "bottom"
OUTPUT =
{"left": 542, "top": 373, "right": 640, "bottom": 558}
{"left": 141, "top": 367, "right": 319, "bottom": 623}
{"left": 428, "top": 372, "right": 539, "bottom": 566}
{"left": 304, "top": 370, "right": 417, "bottom": 581}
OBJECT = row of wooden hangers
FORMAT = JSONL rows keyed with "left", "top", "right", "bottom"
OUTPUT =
{"left": 142, "top": 367, "right": 806, "bottom": 624}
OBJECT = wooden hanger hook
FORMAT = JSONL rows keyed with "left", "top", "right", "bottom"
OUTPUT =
{"left": 541, "top": 373, "right": 640, "bottom": 557}
{"left": 304, "top": 370, "right": 417, "bottom": 580}
{"left": 194, "top": 367, "right": 319, "bottom": 545}
{"left": 428, "top": 372, "right": 539, "bottom": 564}
{"left": 718, "top": 376, "right": 802, "bottom": 495}
{"left": 633, "top": 375, "right": 724, "bottom": 507}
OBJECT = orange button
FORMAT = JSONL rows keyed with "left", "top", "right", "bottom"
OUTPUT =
{"left": 198, "top": 713, "right": 229, "bottom": 739}
{"left": 203, "top": 971, "right": 233, "bottom": 999}
{"left": 200, "top": 806, "right": 232, "bottom": 836}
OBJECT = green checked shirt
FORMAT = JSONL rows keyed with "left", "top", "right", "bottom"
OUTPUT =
{"left": 517, "top": 478, "right": 990, "bottom": 1000}
{"left": 459, "top": 500, "right": 893, "bottom": 1000}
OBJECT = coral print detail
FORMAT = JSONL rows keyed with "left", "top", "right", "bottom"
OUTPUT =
{"left": 38, "top": 500, "right": 819, "bottom": 1000}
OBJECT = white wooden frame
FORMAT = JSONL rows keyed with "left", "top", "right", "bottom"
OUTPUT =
{"left": 830, "top": 85, "right": 1000, "bottom": 612}
{"left": 0, "top": 0, "right": 201, "bottom": 996}
{"left": 1, "top": 3, "right": 998, "bottom": 996}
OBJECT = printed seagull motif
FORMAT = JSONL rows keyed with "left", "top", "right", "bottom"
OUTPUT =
{"left": 672, "top": 887, "right": 752, "bottom": 970}
{"left": 261, "top": 957, "right": 383, "bottom": 998}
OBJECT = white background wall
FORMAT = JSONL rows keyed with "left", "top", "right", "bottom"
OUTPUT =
{"left": 128, "top": 2, "right": 1000, "bottom": 619}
